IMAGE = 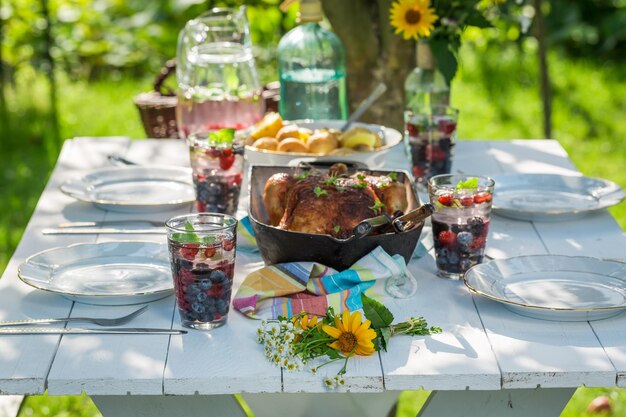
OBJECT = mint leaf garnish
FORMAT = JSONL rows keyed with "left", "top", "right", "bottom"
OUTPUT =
{"left": 387, "top": 172, "right": 398, "bottom": 181}
{"left": 332, "top": 225, "right": 341, "bottom": 233}
{"left": 173, "top": 220, "right": 200, "bottom": 243}
{"left": 172, "top": 232, "right": 199, "bottom": 243}
{"left": 456, "top": 177, "right": 479, "bottom": 189}
{"left": 209, "top": 128, "right": 235, "bottom": 144}
{"left": 201, "top": 236, "right": 217, "bottom": 245}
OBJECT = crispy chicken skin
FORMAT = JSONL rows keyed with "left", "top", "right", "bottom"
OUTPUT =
{"left": 263, "top": 167, "right": 408, "bottom": 239}
{"left": 263, "top": 172, "right": 295, "bottom": 226}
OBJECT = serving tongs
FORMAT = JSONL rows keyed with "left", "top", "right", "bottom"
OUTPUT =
{"left": 353, "top": 203, "right": 434, "bottom": 238}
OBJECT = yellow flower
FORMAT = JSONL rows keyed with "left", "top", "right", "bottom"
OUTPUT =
{"left": 293, "top": 314, "right": 319, "bottom": 330}
{"left": 389, "top": 0, "right": 438, "bottom": 40}
{"left": 322, "top": 310, "right": 377, "bottom": 356}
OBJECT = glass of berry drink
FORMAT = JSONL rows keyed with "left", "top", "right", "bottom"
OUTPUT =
{"left": 166, "top": 213, "right": 238, "bottom": 330}
{"left": 188, "top": 131, "right": 244, "bottom": 215}
{"left": 428, "top": 174, "right": 495, "bottom": 279}
{"left": 404, "top": 106, "right": 459, "bottom": 188}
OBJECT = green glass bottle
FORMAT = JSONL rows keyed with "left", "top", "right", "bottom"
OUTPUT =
{"left": 278, "top": 0, "right": 348, "bottom": 120}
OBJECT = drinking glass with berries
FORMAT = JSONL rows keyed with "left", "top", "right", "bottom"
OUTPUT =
{"left": 428, "top": 174, "right": 495, "bottom": 279}
{"left": 166, "top": 213, "right": 238, "bottom": 330}
{"left": 188, "top": 128, "right": 244, "bottom": 215}
{"left": 404, "top": 106, "right": 459, "bottom": 188}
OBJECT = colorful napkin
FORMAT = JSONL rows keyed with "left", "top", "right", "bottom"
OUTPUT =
{"left": 233, "top": 246, "right": 417, "bottom": 320}
{"left": 235, "top": 215, "right": 258, "bottom": 252}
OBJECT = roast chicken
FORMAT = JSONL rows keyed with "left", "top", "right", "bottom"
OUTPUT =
{"left": 263, "top": 164, "right": 408, "bottom": 239}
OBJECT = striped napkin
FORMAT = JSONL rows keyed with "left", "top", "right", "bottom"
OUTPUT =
{"left": 236, "top": 216, "right": 258, "bottom": 252}
{"left": 232, "top": 246, "right": 417, "bottom": 320}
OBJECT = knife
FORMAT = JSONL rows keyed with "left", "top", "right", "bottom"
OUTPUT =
{"left": 57, "top": 220, "right": 165, "bottom": 228}
{"left": 0, "top": 327, "right": 187, "bottom": 335}
{"left": 42, "top": 227, "right": 166, "bottom": 235}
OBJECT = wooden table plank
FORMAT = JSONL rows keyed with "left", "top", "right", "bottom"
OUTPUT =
{"left": 45, "top": 139, "right": 191, "bottom": 395}
{"left": 0, "top": 138, "right": 128, "bottom": 394}
{"left": 469, "top": 141, "right": 618, "bottom": 389}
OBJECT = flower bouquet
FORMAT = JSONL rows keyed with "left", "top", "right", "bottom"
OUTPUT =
{"left": 389, "top": 0, "right": 513, "bottom": 84}
{"left": 257, "top": 293, "right": 441, "bottom": 388}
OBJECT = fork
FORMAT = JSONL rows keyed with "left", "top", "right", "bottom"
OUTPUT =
{"left": 0, "top": 305, "right": 149, "bottom": 327}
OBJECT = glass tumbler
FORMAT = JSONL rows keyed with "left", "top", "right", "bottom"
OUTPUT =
{"left": 166, "top": 213, "right": 238, "bottom": 330}
{"left": 176, "top": 7, "right": 264, "bottom": 138}
{"left": 188, "top": 132, "right": 244, "bottom": 215}
{"left": 405, "top": 106, "right": 459, "bottom": 188}
{"left": 428, "top": 174, "right": 494, "bottom": 279}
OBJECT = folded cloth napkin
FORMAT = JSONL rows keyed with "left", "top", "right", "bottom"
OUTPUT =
{"left": 233, "top": 246, "right": 417, "bottom": 320}
{"left": 236, "top": 216, "right": 258, "bottom": 252}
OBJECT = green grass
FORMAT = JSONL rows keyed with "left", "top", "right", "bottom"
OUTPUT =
{"left": 2, "top": 42, "right": 626, "bottom": 417}
{"left": 18, "top": 394, "right": 100, "bottom": 417}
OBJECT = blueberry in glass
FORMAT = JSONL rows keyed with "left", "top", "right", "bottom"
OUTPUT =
{"left": 428, "top": 174, "right": 494, "bottom": 279}
{"left": 404, "top": 107, "right": 458, "bottom": 187}
{"left": 166, "top": 213, "right": 238, "bottom": 330}
{"left": 189, "top": 129, "right": 244, "bottom": 215}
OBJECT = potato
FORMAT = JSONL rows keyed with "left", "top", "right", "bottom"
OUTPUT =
{"left": 252, "top": 137, "right": 279, "bottom": 151}
{"left": 277, "top": 138, "right": 310, "bottom": 153}
{"left": 249, "top": 112, "right": 283, "bottom": 140}
{"left": 307, "top": 130, "right": 339, "bottom": 155}
{"left": 276, "top": 125, "right": 301, "bottom": 142}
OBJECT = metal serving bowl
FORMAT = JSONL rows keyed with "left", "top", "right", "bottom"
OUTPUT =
{"left": 248, "top": 164, "right": 425, "bottom": 270}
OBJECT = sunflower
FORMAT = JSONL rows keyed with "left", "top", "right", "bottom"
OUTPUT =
{"left": 322, "top": 310, "right": 377, "bottom": 357}
{"left": 389, "top": 0, "right": 439, "bottom": 40}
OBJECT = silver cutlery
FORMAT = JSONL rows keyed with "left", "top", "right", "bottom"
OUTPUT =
{"left": 42, "top": 227, "right": 165, "bottom": 235}
{"left": 57, "top": 220, "right": 164, "bottom": 228}
{"left": 0, "top": 305, "right": 149, "bottom": 327}
{"left": 107, "top": 154, "right": 138, "bottom": 166}
{"left": 0, "top": 327, "right": 187, "bottom": 335}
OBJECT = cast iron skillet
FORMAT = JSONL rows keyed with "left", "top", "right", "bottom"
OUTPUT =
{"left": 248, "top": 163, "right": 425, "bottom": 271}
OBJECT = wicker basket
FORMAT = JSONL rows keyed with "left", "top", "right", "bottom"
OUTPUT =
{"left": 134, "top": 60, "right": 180, "bottom": 139}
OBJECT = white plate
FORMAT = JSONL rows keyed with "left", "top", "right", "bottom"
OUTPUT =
{"left": 61, "top": 166, "right": 195, "bottom": 213}
{"left": 464, "top": 255, "right": 626, "bottom": 321}
{"left": 18, "top": 241, "right": 174, "bottom": 305}
{"left": 244, "top": 120, "right": 402, "bottom": 168}
{"left": 492, "top": 173, "right": 624, "bottom": 221}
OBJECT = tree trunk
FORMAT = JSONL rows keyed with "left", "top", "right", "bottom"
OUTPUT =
{"left": 321, "top": 0, "right": 414, "bottom": 131}
{"left": 533, "top": 0, "right": 552, "bottom": 139}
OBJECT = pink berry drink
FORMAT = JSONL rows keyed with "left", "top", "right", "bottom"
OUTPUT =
{"left": 177, "top": 96, "right": 264, "bottom": 139}
{"left": 188, "top": 133, "right": 244, "bottom": 215}
{"left": 166, "top": 213, "right": 238, "bottom": 330}
{"left": 428, "top": 174, "right": 495, "bottom": 279}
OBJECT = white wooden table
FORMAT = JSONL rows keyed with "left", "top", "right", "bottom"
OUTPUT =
{"left": 1, "top": 138, "right": 625, "bottom": 417}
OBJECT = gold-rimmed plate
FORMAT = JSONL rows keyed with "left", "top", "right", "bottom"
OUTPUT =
{"left": 464, "top": 255, "right": 626, "bottom": 321}
{"left": 60, "top": 166, "right": 195, "bottom": 213}
{"left": 18, "top": 241, "right": 173, "bottom": 305}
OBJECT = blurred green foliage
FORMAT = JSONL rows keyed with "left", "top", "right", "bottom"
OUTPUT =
{"left": 1, "top": 0, "right": 295, "bottom": 81}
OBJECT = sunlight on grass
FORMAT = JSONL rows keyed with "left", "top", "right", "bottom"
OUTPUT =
{"left": 18, "top": 393, "right": 101, "bottom": 417}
